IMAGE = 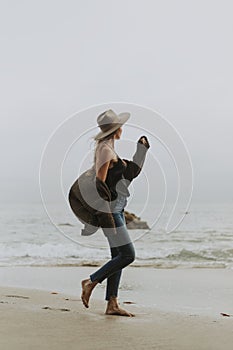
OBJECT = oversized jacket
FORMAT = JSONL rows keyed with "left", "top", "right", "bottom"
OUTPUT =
{"left": 68, "top": 140, "right": 149, "bottom": 236}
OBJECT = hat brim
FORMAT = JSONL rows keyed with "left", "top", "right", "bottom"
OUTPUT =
{"left": 94, "top": 112, "right": 130, "bottom": 141}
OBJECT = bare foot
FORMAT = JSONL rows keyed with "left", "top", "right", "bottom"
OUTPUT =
{"left": 105, "top": 297, "right": 135, "bottom": 317}
{"left": 105, "top": 306, "right": 135, "bottom": 317}
{"left": 81, "top": 278, "right": 98, "bottom": 308}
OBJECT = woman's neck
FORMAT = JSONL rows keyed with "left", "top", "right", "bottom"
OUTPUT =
{"left": 103, "top": 137, "right": 115, "bottom": 148}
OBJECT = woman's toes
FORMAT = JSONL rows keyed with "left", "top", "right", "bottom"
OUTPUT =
{"left": 121, "top": 309, "right": 135, "bottom": 317}
{"left": 81, "top": 296, "right": 89, "bottom": 308}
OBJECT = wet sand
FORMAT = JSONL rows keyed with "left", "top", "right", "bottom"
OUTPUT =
{"left": 0, "top": 267, "right": 233, "bottom": 349}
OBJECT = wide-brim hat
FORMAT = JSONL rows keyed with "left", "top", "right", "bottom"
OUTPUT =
{"left": 94, "top": 109, "right": 130, "bottom": 141}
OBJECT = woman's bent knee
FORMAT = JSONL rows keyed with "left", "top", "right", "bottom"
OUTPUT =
{"left": 126, "top": 254, "right": 135, "bottom": 264}
{"left": 122, "top": 244, "right": 135, "bottom": 264}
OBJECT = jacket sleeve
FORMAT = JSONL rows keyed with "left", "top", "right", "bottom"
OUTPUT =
{"left": 122, "top": 141, "right": 149, "bottom": 182}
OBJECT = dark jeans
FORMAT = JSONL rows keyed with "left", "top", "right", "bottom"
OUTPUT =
{"left": 90, "top": 194, "right": 135, "bottom": 301}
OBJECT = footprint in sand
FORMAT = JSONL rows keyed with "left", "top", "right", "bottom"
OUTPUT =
{"left": 5, "top": 295, "right": 30, "bottom": 299}
{"left": 42, "top": 306, "right": 70, "bottom": 312}
{"left": 123, "top": 301, "right": 136, "bottom": 304}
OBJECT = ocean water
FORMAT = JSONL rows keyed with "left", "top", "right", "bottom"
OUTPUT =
{"left": 0, "top": 201, "right": 232, "bottom": 269}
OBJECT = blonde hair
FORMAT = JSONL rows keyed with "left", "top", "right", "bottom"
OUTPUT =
{"left": 91, "top": 128, "right": 120, "bottom": 167}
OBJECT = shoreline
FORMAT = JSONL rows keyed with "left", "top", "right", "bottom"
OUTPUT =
{"left": 0, "top": 262, "right": 231, "bottom": 268}
{"left": 1, "top": 266, "right": 233, "bottom": 317}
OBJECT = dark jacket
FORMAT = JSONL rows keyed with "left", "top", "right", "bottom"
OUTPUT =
{"left": 68, "top": 140, "right": 149, "bottom": 235}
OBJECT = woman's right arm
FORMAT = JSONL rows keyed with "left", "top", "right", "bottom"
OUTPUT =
{"left": 95, "top": 144, "right": 115, "bottom": 182}
{"left": 96, "top": 161, "right": 110, "bottom": 182}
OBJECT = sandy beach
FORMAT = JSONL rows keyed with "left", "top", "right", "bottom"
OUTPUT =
{"left": 0, "top": 267, "right": 233, "bottom": 350}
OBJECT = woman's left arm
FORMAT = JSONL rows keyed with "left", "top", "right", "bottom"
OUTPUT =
{"left": 123, "top": 135, "right": 150, "bottom": 182}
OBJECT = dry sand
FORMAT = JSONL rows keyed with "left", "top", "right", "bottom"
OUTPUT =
{"left": 0, "top": 267, "right": 233, "bottom": 350}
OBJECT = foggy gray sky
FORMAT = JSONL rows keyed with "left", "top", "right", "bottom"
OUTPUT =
{"left": 0, "top": 0, "right": 232, "bottom": 204}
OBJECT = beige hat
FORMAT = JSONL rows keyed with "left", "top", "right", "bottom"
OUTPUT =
{"left": 94, "top": 109, "right": 130, "bottom": 141}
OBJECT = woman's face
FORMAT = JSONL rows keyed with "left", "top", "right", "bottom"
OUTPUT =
{"left": 114, "top": 127, "right": 122, "bottom": 140}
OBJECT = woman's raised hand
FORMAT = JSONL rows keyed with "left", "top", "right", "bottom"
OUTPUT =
{"left": 138, "top": 135, "right": 150, "bottom": 149}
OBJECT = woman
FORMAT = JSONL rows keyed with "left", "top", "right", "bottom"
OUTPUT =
{"left": 80, "top": 109, "right": 150, "bottom": 317}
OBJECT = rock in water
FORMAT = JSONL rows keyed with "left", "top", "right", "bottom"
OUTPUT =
{"left": 124, "top": 210, "right": 150, "bottom": 229}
